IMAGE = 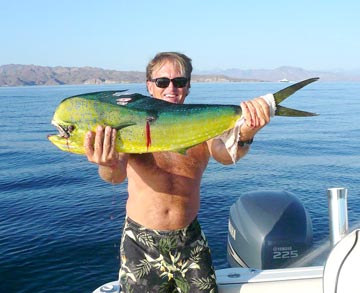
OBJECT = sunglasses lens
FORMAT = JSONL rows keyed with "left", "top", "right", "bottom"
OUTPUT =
{"left": 155, "top": 78, "right": 170, "bottom": 88}
{"left": 172, "top": 77, "right": 188, "bottom": 88}
{"left": 152, "top": 77, "right": 188, "bottom": 88}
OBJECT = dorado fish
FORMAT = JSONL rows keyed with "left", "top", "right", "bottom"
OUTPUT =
{"left": 48, "top": 77, "right": 319, "bottom": 155}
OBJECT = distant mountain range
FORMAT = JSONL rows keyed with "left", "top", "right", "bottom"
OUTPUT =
{"left": 197, "top": 66, "right": 360, "bottom": 82}
{"left": 0, "top": 64, "right": 359, "bottom": 87}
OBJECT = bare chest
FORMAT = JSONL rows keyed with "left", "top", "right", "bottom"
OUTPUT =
{"left": 129, "top": 143, "right": 210, "bottom": 178}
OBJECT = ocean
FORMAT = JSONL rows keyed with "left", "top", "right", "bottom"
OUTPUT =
{"left": 1, "top": 81, "right": 359, "bottom": 292}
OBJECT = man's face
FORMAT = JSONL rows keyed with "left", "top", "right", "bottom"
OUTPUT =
{"left": 146, "top": 61, "right": 190, "bottom": 104}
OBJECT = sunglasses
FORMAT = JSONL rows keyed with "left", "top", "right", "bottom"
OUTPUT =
{"left": 150, "top": 77, "right": 188, "bottom": 88}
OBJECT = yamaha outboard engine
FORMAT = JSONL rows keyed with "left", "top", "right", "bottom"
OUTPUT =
{"left": 227, "top": 190, "right": 313, "bottom": 269}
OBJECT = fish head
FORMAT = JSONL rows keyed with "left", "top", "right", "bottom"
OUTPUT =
{"left": 48, "top": 97, "right": 91, "bottom": 155}
{"left": 48, "top": 121, "right": 86, "bottom": 154}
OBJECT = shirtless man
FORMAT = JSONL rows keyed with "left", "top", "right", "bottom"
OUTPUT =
{"left": 84, "top": 52, "right": 270, "bottom": 292}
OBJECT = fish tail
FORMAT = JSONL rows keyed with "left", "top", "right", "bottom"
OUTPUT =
{"left": 276, "top": 105, "right": 318, "bottom": 117}
{"left": 274, "top": 77, "right": 319, "bottom": 117}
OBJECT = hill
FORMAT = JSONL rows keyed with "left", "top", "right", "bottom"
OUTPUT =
{"left": 199, "top": 66, "right": 360, "bottom": 82}
{"left": 0, "top": 64, "right": 254, "bottom": 87}
{"left": 1, "top": 64, "right": 359, "bottom": 87}
{"left": 0, "top": 64, "right": 145, "bottom": 87}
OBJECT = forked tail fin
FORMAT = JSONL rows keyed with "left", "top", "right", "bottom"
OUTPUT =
{"left": 274, "top": 77, "right": 319, "bottom": 117}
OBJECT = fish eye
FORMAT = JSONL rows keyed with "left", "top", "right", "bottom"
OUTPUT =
{"left": 67, "top": 125, "right": 75, "bottom": 133}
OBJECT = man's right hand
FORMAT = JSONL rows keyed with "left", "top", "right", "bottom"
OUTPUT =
{"left": 84, "top": 125, "right": 119, "bottom": 168}
{"left": 84, "top": 125, "right": 128, "bottom": 183}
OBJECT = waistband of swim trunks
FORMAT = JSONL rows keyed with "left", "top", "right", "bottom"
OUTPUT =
{"left": 124, "top": 215, "right": 200, "bottom": 236}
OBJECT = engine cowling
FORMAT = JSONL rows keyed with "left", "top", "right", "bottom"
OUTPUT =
{"left": 227, "top": 190, "right": 313, "bottom": 269}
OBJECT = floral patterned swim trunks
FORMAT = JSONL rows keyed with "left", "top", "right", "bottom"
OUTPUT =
{"left": 119, "top": 216, "right": 218, "bottom": 293}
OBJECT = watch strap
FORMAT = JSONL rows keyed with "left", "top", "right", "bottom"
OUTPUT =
{"left": 238, "top": 138, "right": 254, "bottom": 147}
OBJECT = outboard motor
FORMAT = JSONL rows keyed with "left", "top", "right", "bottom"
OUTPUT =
{"left": 227, "top": 190, "right": 313, "bottom": 269}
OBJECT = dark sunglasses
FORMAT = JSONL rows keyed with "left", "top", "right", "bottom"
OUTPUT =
{"left": 150, "top": 77, "right": 188, "bottom": 88}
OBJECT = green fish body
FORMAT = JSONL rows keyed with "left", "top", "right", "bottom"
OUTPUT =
{"left": 49, "top": 91, "right": 242, "bottom": 154}
{"left": 48, "top": 78, "right": 319, "bottom": 155}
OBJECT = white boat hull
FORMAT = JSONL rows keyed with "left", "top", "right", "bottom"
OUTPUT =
{"left": 216, "top": 266, "right": 323, "bottom": 292}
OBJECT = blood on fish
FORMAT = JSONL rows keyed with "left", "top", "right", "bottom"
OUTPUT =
{"left": 146, "top": 120, "right": 151, "bottom": 150}
{"left": 66, "top": 138, "right": 70, "bottom": 150}
{"left": 146, "top": 116, "right": 155, "bottom": 150}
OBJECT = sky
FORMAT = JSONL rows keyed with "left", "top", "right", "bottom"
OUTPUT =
{"left": 1, "top": 0, "right": 359, "bottom": 72}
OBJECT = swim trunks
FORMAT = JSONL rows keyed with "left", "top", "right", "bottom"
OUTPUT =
{"left": 119, "top": 216, "right": 218, "bottom": 293}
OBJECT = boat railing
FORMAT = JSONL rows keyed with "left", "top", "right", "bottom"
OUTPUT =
{"left": 327, "top": 187, "right": 349, "bottom": 247}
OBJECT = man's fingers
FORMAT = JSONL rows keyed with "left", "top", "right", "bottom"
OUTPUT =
{"left": 94, "top": 125, "right": 105, "bottom": 154}
{"left": 241, "top": 101, "right": 256, "bottom": 128}
{"left": 103, "top": 126, "right": 112, "bottom": 150}
{"left": 84, "top": 125, "right": 119, "bottom": 166}
{"left": 84, "top": 131, "right": 95, "bottom": 157}
{"left": 242, "top": 98, "right": 271, "bottom": 129}
{"left": 102, "top": 126, "right": 116, "bottom": 160}
{"left": 109, "top": 128, "right": 118, "bottom": 156}
{"left": 254, "top": 97, "right": 271, "bottom": 123}
{"left": 241, "top": 102, "right": 249, "bottom": 126}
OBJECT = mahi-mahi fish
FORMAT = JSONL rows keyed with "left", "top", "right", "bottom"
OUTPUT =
{"left": 48, "top": 77, "right": 319, "bottom": 155}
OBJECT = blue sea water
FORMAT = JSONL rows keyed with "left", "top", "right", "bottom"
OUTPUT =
{"left": 1, "top": 81, "right": 360, "bottom": 292}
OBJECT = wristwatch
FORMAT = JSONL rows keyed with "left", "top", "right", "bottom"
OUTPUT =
{"left": 238, "top": 138, "right": 254, "bottom": 147}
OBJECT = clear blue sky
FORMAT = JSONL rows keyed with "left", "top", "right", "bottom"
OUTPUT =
{"left": 1, "top": 0, "right": 359, "bottom": 72}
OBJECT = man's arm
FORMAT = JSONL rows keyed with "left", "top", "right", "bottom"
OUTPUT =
{"left": 208, "top": 97, "right": 271, "bottom": 165}
{"left": 84, "top": 125, "right": 128, "bottom": 184}
{"left": 207, "top": 137, "right": 250, "bottom": 165}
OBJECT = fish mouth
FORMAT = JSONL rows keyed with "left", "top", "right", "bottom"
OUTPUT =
{"left": 50, "top": 121, "right": 70, "bottom": 139}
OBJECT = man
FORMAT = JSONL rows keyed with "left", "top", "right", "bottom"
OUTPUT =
{"left": 84, "top": 52, "right": 270, "bottom": 292}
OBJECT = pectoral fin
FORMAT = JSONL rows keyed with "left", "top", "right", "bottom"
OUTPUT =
{"left": 113, "top": 122, "right": 136, "bottom": 131}
{"left": 175, "top": 148, "right": 189, "bottom": 155}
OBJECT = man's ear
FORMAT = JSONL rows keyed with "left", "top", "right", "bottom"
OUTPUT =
{"left": 146, "top": 80, "right": 153, "bottom": 96}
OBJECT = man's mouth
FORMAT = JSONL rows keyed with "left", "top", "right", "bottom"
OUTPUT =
{"left": 163, "top": 94, "right": 179, "bottom": 103}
